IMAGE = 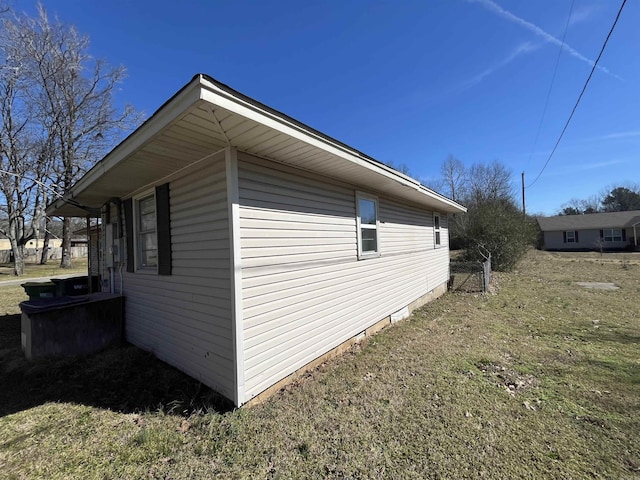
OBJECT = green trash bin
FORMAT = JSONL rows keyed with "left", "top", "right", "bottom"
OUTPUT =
{"left": 21, "top": 282, "right": 57, "bottom": 301}
{"left": 51, "top": 276, "right": 89, "bottom": 297}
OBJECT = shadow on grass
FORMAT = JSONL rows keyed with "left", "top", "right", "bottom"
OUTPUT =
{"left": 0, "top": 314, "right": 233, "bottom": 418}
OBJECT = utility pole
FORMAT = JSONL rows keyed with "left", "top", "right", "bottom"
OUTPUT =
{"left": 521, "top": 171, "right": 526, "bottom": 216}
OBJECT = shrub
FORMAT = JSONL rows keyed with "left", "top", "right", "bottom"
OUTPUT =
{"left": 453, "top": 198, "right": 539, "bottom": 271}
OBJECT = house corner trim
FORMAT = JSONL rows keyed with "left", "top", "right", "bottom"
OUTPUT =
{"left": 226, "top": 146, "right": 245, "bottom": 406}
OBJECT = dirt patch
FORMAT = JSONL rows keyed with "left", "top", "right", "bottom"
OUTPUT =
{"left": 575, "top": 282, "right": 620, "bottom": 290}
{"left": 475, "top": 361, "right": 539, "bottom": 396}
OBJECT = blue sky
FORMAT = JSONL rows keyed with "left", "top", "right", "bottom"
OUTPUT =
{"left": 15, "top": 0, "right": 639, "bottom": 215}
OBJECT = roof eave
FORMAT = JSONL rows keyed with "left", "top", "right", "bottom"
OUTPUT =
{"left": 46, "top": 77, "right": 204, "bottom": 217}
{"left": 199, "top": 76, "right": 465, "bottom": 213}
{"left": 48, "top": 74, "right": 465, "bottom": 217}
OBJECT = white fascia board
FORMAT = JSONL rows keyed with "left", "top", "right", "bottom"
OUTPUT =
{"left": 198, "top": 77, "right": 465, "bottom": 214}
{"left": 50, "top": 79, "right": 204, "bottom": 212}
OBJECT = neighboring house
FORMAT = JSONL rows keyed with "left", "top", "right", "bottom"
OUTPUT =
{"left": 537, "top": 210, "right": 640, "bottom": 251}
{"left": 0, "top": 238, "right": 62, "bottom": 250}
{"left": 47, "top": 74, "right": 466, "bottom": 407}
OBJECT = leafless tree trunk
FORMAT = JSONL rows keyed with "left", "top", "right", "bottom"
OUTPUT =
{"left": 0, "top": 38, "right": 42, "bottom": 275}
{"left": 40, "top": 208, "right": 51, "bottom": 264}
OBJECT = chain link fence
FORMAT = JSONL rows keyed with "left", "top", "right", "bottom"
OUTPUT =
{"left": 448, "top": 255, "right": 491, "bottom": 293}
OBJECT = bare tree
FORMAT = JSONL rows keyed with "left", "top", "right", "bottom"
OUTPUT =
{"left": 440, "top": 155, "right": 467, "bottom": 202}
{"left": 582, "top": 194, "right": 601, "bottom": 214}
{"left": 466, "top": 160, "right": 514, "bottom": 206}
{"left": 4, "top": 5, "right": 140, "bottom": 270}
{"left": 559, "top": 198, "right": 586, "bottom": 215}
{"left": 0, "top": 20, "right": 49, "bottom": 275}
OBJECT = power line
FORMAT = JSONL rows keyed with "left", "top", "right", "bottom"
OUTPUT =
{"left": 526, "top": 0, "right": 627, "bottom": 189}
{"left": 525, "top": 0, "right": 575, "bottom": 170}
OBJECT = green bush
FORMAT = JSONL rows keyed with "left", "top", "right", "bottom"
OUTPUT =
{"left": 453, "top": 198, "right": 539, "bottom": 271}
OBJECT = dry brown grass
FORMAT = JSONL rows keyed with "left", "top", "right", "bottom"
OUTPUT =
{"left": 0, "top": 250, "right": 638, "bottom": 479}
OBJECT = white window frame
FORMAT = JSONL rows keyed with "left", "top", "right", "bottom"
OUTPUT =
{"left": 433, "top": 213, "right": 442, "bottom": 248}
{"left": 356, "top": 192, "right": 380, "bottom": 259}
{"left": 603, "top": 228, "right": 622, "bottom": 242}
{"left": 134, "top": 190, "right": 158, "bottom": 273}
{"left": 566, "top": 231, "right": 576, "bottom": 243}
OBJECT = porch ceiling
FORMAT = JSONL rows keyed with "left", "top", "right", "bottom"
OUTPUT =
{"left": 48, "top": 75, "right": 466, "bottom": 217}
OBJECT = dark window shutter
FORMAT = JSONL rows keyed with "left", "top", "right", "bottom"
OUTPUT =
{"left": 600, "top": 229, "right": 604, "bottom": 240}
{"left": 156, "top": 183, "right": 172, "bottom": 275}
{"left": 563, "top": 231, "right": 567, "bottom": 243}
{"left": 575, "top": 231, "right": 579, "bottom": 243}
{"left": 622, "top": 229, "right": 627, "bottom": 241}
{"left": 123, "top": 199, "right": 134, "bottom": 273}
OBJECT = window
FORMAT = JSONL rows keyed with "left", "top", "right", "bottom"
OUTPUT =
{"left": 434, "top": 213, "right": 441, "bottom": 247}
{"left": 136, "top": 192, "right": 158, "bottom": 269}
{"left": 564, "top": 230, "right": 579, "bottom": 243}
{"left": 124, "top": 183, "right": 171, "bottom": 275}
{"left": 602, "top": 228, "right": 623, "bottom": 242}
{"left": 356, "top": 193, "right": 379, "bottom": 258}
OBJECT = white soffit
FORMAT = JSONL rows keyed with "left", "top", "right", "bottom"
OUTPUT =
{"left": 48, "top": 74, "right": 465, "bottom": 217}
{"left": 198, "top": 76, "right": 465, "bottom": 213}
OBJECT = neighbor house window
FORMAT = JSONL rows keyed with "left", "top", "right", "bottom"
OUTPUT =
{"left": 564, "top": 231, "right": 579, "bottom": 243}
{"left": 136, "top": 192, "right": 158, "bottom": 269}
{"left": 434, "top": 213, "right": 441, "bottom": 247}
{"left": 356, "top": 193, "right": 379, "bottom": 258}
{"left": 602, "top": 228, "right": 623, "bottom": 242}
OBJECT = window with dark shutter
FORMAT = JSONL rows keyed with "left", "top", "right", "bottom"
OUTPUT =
{"left": 125, "top": 183, "right": 172, "bottom": 275}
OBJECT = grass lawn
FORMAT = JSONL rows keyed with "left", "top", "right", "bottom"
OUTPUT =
{"left": 0, "top": 258, "right": 88, "bottom": 281}
{"left": 0, "top": 250, "right": 638, "bottom": 479}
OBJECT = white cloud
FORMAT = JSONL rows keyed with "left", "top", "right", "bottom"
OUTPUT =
{"left": 550, "top": 158, "right": 626, "bottom": 176}
{"left": 579, "top": 159, "right": 626, "bottom": 170}
{"left": 459, "top": 41, "right": 540, "bottom": 89}
{"left": 568, "top": 5, "right": 598, "bottom": 27}
{"left": 597, "top": 130, "right": 640, "bottom": 140}
{"left": 468, "top": 0, "right": 620, "bottom": 80}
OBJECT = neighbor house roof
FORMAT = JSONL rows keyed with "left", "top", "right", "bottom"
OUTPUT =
{"left": 537, "top": 210, "right": 640, "bottom": 231}
{"left": 47, "top": 74, "right": 466, "bottom": 217}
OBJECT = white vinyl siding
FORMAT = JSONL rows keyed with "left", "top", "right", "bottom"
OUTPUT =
{"left": 121, "top": 155, "right": 235, "bottom": 399}
{"left": 237, "top": 153, "right": 450, "bottom": 401}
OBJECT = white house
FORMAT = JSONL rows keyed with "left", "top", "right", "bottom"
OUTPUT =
{"left": 47, "top": 74, "right": 466, "bottom": 407}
